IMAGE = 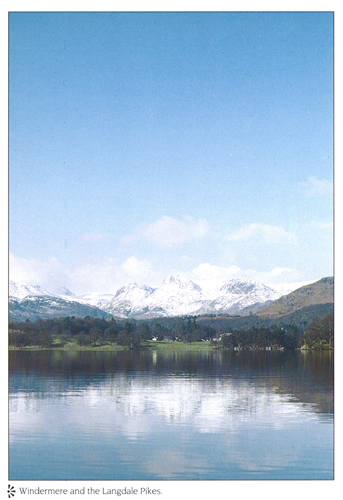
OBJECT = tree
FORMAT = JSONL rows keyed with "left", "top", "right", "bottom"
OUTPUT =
{"left": 9, "top": 331, "right": 31, "bottom": 347}
{"left": 305, "top": 314, "right": 334, "bottom": 348}
{"left": 89, "top": 327, "right": 102, "bottom": 346}
{"left": 76, "top": 331, "right": 92, "bottom": 346}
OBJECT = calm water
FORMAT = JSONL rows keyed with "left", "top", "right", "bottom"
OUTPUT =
{"left": 9, "top": 349, "right": 334, "bottom": 480}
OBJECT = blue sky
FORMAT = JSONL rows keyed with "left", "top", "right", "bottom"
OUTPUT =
{"left": 9, "top": 12, "right": 333, "bottom": 294}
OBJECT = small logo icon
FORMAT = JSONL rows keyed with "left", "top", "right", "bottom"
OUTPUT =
{"left": 8, "top": 485, "right": 16, "bottom": 498}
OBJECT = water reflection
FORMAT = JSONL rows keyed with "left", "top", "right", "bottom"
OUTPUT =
{"left": 9, "top": 350, "right": 334, "bottom": 414}
{"left": 9, "top": 350, "right": 333, "bottom": 480}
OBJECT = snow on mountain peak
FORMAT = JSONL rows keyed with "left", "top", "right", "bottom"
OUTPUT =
{"left": 102, "top": 282, "right": 156, "bottom": 317}
{"left": 204, "top": 278, "right": 280, "bottom": 315}
{"left": 218, "top": 278, "right": 276, "bottom": 297}
{"left": 125, "top": 275, "right": 204, "bottom": 318}
{"left": 114, "top": 282, "right": 155, "bottom": 298}
{"left": 162, "top": 274, "right": 201, "bottom": 291}
{"left": 9, "top": 281, "right": 52, "bottom": 299}
{"left": 162, "top": 274, "right": 186, "bottom": 285}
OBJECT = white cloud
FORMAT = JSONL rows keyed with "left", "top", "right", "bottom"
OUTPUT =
{"left": 191, "top": 263, "right": 302, "bottom": 288}
{"left": 246, "top": 266, "right": 301, "bottom": 285}
{"left": 9, "top": 252, "right": 313, "bottom": 297}
{"left": 192, "top": 263, "right": 242, "bottom": 281}
{"left": 227, "top": 223, "right": 297, "bottom": 244}
{"left": 9, "top": 253, "right": 68, "bottom": 290}
{"left": 121, "top": 256, "right": 151, "bottom": 279}
{"left": 9, "top": 253, "right": 154, "bottom": 295}
{"left": 300, "top": 176, "right": 333, "bottom": 197}
{"left": 67, "top": 256, "right": 158, "bottom": 294}
{"left": 121, "top": 215, "right": 210, "bottom": 247}
{"left": 68, "top": 258, "right": 122, "bottom": 294}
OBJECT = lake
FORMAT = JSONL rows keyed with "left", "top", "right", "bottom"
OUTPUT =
{"left": 9, "top": 349, "right": 334, "bottom": 480}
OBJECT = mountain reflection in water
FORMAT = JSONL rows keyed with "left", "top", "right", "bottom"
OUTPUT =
{"left": 9, "top": 350, "right": 333, "bottom": 480}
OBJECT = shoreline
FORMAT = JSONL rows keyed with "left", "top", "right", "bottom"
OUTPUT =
{"left": 8, "top": 340, "right": 333, "bottom": 352}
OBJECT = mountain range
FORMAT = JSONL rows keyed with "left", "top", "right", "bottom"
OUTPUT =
{"left": 101, "top": 275, "right": 283, "bottom": 319}
{"left": 8, "top": 275, "right": 333, "bottom": 323}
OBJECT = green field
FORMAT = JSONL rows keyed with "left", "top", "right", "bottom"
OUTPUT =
{"left": 9, "top": 340, "right": 216, "bottom": 351}
{"left": 143, "top": 340, "right": 214, "bottom": 350}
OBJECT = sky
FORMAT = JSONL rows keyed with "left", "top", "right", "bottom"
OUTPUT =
{"left": 9, "top": 11, "right": 334, "bottom": 295}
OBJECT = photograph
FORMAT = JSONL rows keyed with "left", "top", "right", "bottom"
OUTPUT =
{"left": 8, "top": 9, "right": 334, "bottom": 489}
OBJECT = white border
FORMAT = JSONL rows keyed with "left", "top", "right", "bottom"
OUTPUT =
{"left": 3, "top": 3, "right": 341, "bottom": 499}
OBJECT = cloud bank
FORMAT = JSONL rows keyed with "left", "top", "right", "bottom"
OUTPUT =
{"left": 191, "top": 262, "right": 301, "bottom": 286}
{"left": 121, "top": 216, "right": 210, "bottom": 247}
{"left": 9, "top": 253, "right": 154, "bottom": 295}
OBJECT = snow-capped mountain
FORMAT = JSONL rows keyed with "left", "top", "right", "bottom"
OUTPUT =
{"left": 9, "top": 281, "right": 75, "bottom": 300}
{"left": 130, "top": 275, "right": 204, "bottom": 319}
{"left": 205, "top": 279, "right": 280, "bottom": 316}
{"left": 9, "top": 280, "right": 52, "bottom": 299}
{"left": 9, "top": 280, "right": 112, "bottom": 322}
{"left": 100, "top": 275, "right": 280, "bottom": 319}
{"left": 9, "top": 275, "right": 322, "bottom": 321}
{"left": 102, "top": 282, "right": 156, "bottom": 318}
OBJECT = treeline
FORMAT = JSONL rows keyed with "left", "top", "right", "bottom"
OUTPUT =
{"left": 217, "top": 314, "right": 333, "bottom": 350}
{"left": 218, "top": 325, "right": 302, "bottom": 350}
{"left": 8, "top": 315, "right": 216, "bottom": 348}
{"left": 8, "top": 313, "right": 334, "bottom": 350}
